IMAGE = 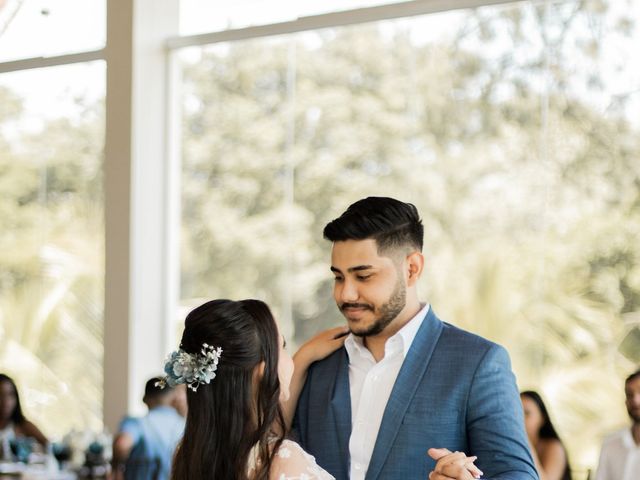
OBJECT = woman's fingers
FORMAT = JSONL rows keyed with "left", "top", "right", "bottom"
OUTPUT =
{"left": 428, "top": 449, "right": 483, "bottom": 479}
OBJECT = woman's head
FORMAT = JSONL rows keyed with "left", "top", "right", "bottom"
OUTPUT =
{"left": 0, "top": 374, "right": 25, "bottom": 425}
{"left": 171, "top": 299, "right": 290, "bottom": 480}
{"left": 520, "top": 390, "right": 560, "bottom": 441}
{"left": 520, "top": 390, "right": 572, "bottom": 480}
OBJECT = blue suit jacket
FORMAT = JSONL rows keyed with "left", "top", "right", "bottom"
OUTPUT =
{"left": 294, "top": 308, "right": 538, "bottom": 480}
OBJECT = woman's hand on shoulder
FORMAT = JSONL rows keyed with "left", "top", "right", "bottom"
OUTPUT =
{"left": 293, "top": 326, "right": 349, "bottom": 369}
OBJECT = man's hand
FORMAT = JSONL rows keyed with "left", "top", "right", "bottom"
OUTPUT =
{"left": 428, "top": 448, "right": 483, "bottom": 480}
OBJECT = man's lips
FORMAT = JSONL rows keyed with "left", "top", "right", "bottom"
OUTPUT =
{"left": 340, "top": 303, "right": 373, "bottom": 313}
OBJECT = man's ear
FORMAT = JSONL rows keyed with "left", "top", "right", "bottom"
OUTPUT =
{"left": 406, "top": 251, "right": 424, "bottom": 287}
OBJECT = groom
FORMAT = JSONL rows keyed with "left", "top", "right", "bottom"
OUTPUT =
{"left": 294, "top": 197, "right": 538, "bottom": 480}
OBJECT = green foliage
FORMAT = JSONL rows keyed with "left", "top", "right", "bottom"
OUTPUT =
{"left": 0, "top": 0, "right": 638, "bottom": 475}
{"left": 0, "top": 86, "right": 105, "bottom": 436}
{"left": 179, "top": 2, "right": 640, "bottom": 473}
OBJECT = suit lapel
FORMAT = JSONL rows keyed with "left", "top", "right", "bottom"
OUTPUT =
{"left": 365, "top": 307, "right": 444, "bottom": 480}
{"left": 331, "top": 348, "right": 352, "bottom": 477}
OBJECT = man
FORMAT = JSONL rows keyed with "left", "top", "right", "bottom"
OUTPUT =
{"left": 112, "top": 377, "right": 185, "bottom": 480}
{"left": 595, "top": 369, "right": 640, "bottom": 480}
{"left": 294, "top": 197, "right": 537, "bottom": 480}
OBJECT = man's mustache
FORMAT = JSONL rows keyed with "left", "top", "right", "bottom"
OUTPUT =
{"left": 340, "top": 302, "right": 374, "bottom": 311}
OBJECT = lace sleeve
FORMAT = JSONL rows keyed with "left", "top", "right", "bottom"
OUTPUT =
{"left": 269, "top": 440, "right": 335, "bottom": 480}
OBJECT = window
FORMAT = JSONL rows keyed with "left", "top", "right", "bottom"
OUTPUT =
{"left": 0, "top": 62, "right": 105, "bottom": 435}
{"left": 0, "top": 0, "right": 105, "bottom": 62}
{"left": 178, "top": 1, "right": 640, "bottom": 472}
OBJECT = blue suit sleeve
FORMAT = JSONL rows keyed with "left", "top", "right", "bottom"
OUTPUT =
{"left": 466, "top": 344, "right": 539, "bottom": 480}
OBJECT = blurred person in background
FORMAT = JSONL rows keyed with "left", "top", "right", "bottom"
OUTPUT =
{"left": 0, "top": 373, "right": 48, "bottom": 447}
{"left": 520, "top": 390, "right": 571, "bottom": 480}
{"left": 594, "top": 368, "right": 640, "bottom": 480}
{"left": 170, "top": 385, "right": 187, "bottom": 418}
{"left": 112, "top": 377, "right": 185, "bottom": 480}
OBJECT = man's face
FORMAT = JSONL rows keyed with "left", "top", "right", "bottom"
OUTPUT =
{"left": 625, "top": 375, "right": 640, "bottom": 423}
{"left": 331, "top": 239, "right": 406, "bottom": 337}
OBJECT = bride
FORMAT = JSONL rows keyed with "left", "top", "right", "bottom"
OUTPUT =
{"left": 161, "top": 298, "right": 346, "bottom": 480}
{"left": 161, "top": 298, "right": 482, "bottom": 479}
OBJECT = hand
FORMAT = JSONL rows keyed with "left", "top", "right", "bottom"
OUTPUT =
{"left": 282, "top": 325, "right": 349, "bottom": 431}
{"left": 428, "top": 448, "right": 483, "bottom": 480}
{"left": 293, "top": 325, "right": 349, "bottom": 368}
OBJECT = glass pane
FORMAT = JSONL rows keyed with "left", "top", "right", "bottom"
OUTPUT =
{"left": 179, "top": 1, "right": 640, "bottom": 477}
{"left": 0, "top": 61, "right": 105, "bottom": 437}
{"left": 0, "top": 0, "right": 105, "bottom": 62}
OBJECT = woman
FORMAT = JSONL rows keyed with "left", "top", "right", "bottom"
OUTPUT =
{"left": 164, "top": 299, "right": 345, "bottom": 480}
{"left": 520, "top": 390, "right": 571, "bottom": 480}
{"left": 0, "top": 373, "right": 48, "bottom": 447}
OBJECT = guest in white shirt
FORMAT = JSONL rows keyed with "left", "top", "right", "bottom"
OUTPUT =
{"left": 594, "top": 368, "right": 640, "bottom": 480}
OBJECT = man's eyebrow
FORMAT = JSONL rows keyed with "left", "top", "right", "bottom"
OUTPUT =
{"left": 330, "top": 265, "right": 374, "bottom": 273}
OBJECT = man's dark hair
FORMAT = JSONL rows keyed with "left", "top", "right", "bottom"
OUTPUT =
{"left": 323, "top": 197, "right": 423, "bottom": 253}
{"left": 625, "top": 368, "right": 640, "bottom": 386}
{"left": 144, "top": 377, "right": 173, "bottom": 400}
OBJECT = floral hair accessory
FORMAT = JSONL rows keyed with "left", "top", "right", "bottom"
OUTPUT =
{"left": 156, "top": 343, "right": 223, "bottom": 392}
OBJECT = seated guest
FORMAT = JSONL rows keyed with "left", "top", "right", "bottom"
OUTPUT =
{"left": 170, "top": 385, "right": 187, "bottom": 418}
{"left": 0, "top": 373, "right": 48, "bottom": 447}
{"left": 112, "top": 377, "right": 185, "bottom": 480}
{"left": 520, "top": 390, "right": 571, "bottom": 480}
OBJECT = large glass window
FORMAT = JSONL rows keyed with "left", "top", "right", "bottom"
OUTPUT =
{"left": 0, "top": 0, "right": 106, "bottom": 62}
{"left": 179, "top": 0, "right": 640, "bottom": 475}
{"left": 0, "top": 61, "right": 105, "bottom": 436}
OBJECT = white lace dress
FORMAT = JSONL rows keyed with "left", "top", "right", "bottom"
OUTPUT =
{"left": 247, "top": 439, "right": 335, "bottom": 480}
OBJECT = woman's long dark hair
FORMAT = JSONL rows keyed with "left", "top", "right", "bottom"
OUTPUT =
{"left": 171, "top": 299, "right": 285, "bottom": 480}
{"left": 0, "top": 373, "right": 26, "bottom": 425}
{"left": 521, "top": 390, "right": 572, "bottom": 480}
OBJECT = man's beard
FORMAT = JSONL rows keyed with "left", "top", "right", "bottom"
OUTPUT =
{"left": 347, "top": 278, "right": 406, "bottom": 338}
{"left": 628, "top": 405, "right": 640, "bottom": 423}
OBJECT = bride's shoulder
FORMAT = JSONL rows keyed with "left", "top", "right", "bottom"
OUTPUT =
{"left": 270, "top": 439, "right": 335, "bottom": 480}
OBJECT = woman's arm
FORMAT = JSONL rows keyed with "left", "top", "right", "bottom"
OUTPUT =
{"left": 533, "top": 439, "right": 568, "bottom": 480}
{"left": 281, "top": 326, "right": 348, "bottom": 430}
{"left": 19, "top": 420, "right": 48, "bottom": 447}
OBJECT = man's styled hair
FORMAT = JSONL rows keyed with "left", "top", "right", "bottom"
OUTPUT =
{"left": 626, "top": 368, "right": 640, "bottom": 386}
{"left": 323, "top": 197, "right": 423, "bottom": 253}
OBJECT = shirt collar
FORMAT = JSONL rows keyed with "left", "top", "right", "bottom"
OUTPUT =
{"left": 345, "top": 303, "right": 430, "bottom": 361}
{"left": 622, "top": 427, "right": 640, "bottom": 449}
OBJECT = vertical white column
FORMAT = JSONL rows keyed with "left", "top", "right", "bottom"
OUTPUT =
{"left": 104, "top": 0, "right": 180, "bottom": 431}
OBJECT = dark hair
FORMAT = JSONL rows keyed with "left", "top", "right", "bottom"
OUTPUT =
{"left": 171, "top": 299, "right": 284, "bottom": 480}
{"left": 323, "top": 197, "right": 423, "bottom": 254}
{"left": 625, "top": 368, "right": 640, "bottom": 386}
{"left": 520, "top": 390, "right": 571, "bottom": 480}
{"left": 0, "top": 373, "right": 26, "bottom": 425}
{"left": 144, "top": 377, "right": 173, "bottom": 400}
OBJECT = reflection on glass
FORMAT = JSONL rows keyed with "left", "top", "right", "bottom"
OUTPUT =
{"left": 0, "top": 62, "right": 105, "bottom": 436}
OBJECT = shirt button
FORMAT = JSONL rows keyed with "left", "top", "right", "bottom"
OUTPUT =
{"left": 355, "top": 463, "right": 362, "bottom": 470}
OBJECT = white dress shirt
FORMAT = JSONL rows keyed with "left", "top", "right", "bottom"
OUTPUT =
{"left": 595, "top": 427, "right": 640, "bottom": 480}
{"left": 344, "top": 303, "right": 430, "bottom": 480}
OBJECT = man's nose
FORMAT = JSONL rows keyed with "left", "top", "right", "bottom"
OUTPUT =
{"left": 338, "top": 278, "right": 359, "bottom": 303}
